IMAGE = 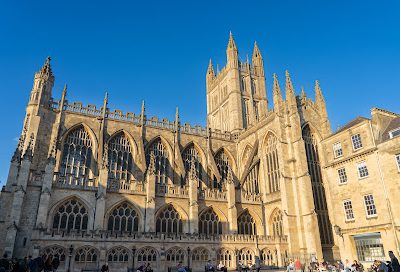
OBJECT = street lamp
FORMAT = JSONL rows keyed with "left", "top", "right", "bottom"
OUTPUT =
{"left": 132, "top": 246, "right": 136, "bottom": 271}
{"left": 187, "top": 247, "right": 191, "bottom": 270}
{"left": 67, "top": 245, "right": 74, "bottom": 272}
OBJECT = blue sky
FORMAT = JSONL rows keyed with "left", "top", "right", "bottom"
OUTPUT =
{"left": 0, "top": 1, "right": 399, "bottom": 185}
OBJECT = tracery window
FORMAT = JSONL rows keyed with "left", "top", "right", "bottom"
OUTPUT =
{"left": 243, "top": 163, "right": 260, "bottom": 194}
{"left": 41, "top": 246, "right": 66, "bottom": 263}
{"left": 60, "top": 126, "right": 93, "bottom": 180}
{"left": 265, "top": 134, "right": 280, "bottom": 193}
{"left": 107, "top": 202, "right": 139, "bottom": 233}
{"left": 199, "top": 208, "right": 222, "bottom": 235}
{"left": 271, "top": 210, "right": 284, "bottom": 237}
{"left": 137, "top": 247, "right": 157, "bottom": 263}
{"left": 191, "top": 247, "right": 209, "bottom": 262}
{"left": 237, "top": 211, "right": 257, "bottom": 235}
{"left": 108, "top": 133, "right": 133, "bottom": 181}
{"left": 238, "top": 248, "right": 254, "bottom": 264}
{"left": 146, "top": 138, "right": 169, "bottom": 185}
{"left": 166, "top": 247, "right": 185, "bottom": 262}
{"left": 52, "top": 198, "right": 88, "bottom": 231}
{"left": 217, "top": 248, "right": 233, "bottom": 268}
{"left": 215, "top": 150, "right": 232, "bottom": 188}
{"left": 107, "top": 247, "right": 129, "bottom": 263}
{"left": 156, "top": 205, "right": 183, "bottom": 234}
{"left": 260, "top": 248, "right": 274, "bottom": 265}
{"left": 182, "top": 145, "right": 202, "bottom": 185}
{"left": 302, "top": 125, "right": 334, "bottom": 245}
{"left": 75, "top": 246, "right": 98, "bottom": 263}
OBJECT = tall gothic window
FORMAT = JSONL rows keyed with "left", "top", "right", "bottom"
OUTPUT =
{"left": 243, "top": 163, "right": 260, "bottom": 194}
{"left": 238, "top": 248, "right": 254, "bottom": 264}
{"left": 52, "top": 198, "right": 88, "bottom": 231}
{"left": 182, "top": 144, "right": 202, "bottom": 185}
{"left": 146, "top": 138, "right": 169, "bottom": 185}
{"left": 215, "top": 150, "right": 232, "bottom": 188}
{"left": 217, "top": 248, "right": 233, "bottom": 268}
{"left": 271, "top": 210, "right": 284, "bottom": 237}
{"left": 265, "top": 134, "right": 280, "bottom": 193}
{"left": 107, "top": 247, "right": 130, "bottom": 263}
{"left": 199, "top": 208, "right": 222, "bottom": 235}
{"left": 61, "top": 126, "right": 93, "bottom": 180}
{"left": 260, "top": 248, "right": 274, "bottom": 266}
{"left": 237, "top": 210, "right": 257, "bottom": 235}
{"left": 107, "top": 202, "right": 139, "bottom": 233}
{"left": 108, "top": 133, "right": 133, "bottom": 181}
{"left": 302, "top": 125, "right": 334, "bottom": 246}
{"left": 156, "top": 205, "right": 183, "bottom": 234}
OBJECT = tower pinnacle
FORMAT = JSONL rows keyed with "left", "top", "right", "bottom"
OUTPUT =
{"left": 227, "top": 31, "right": 237, "bottom": 50}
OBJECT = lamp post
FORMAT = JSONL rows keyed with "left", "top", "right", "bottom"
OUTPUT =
{"left": 67, "top": 245, "right": 74, "bottom": 272}
{"left": 132, "top": 246, "right": 136, "bottom": 271}
{"left": 187, "top": 247, "right": 191, "bottom": 270}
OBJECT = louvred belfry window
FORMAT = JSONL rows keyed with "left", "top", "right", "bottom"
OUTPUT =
{"left": 61, "top": 126, "right": 93, "bottom": 178}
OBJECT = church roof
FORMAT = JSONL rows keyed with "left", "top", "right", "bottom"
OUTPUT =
{"left": 333, "top": 116, "right": 369, "bottom": 135}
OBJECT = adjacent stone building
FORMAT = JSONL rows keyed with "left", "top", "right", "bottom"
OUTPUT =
{"left": 0, "top": 33, "right": 398, "bottom": 271}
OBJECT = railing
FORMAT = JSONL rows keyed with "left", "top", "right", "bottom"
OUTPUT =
{"left": 156, "top": 184, "right": 189, "bottom": 197}
{"left": 64, "top": 102, "right": 103, "bottom": 117}
{"left": 52, "top": 173, "right": 97, "bottom": 190}
{"left": 240, "top": 191, "right": 262, "bottom": 203}
{"left": 107, "top": 110, "right": 141, "bottom": 123}
{"left": 198, "top": 188, "right": 227, "bottom": 201}
{"left": 180, "top": 123, "right": 207, "bottom": 136}
{"left": 107, "top": 179, "right": 145, "bottom": 194}
{"left": 145, "top": 116, "right": 175, "bottom": 130}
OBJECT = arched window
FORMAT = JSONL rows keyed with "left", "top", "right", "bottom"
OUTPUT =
{"left": 217, "top": 248, "right": 233, "bottom": 268}
{"left": 265, "top": 134, "right": 280, "bottom": 193}
{"left": 75, "top": 246, "right": 98, "bottom": 264}
{"left": 302, "top": 125, "right": 334, "bottom": 246}
{"left": 260, "top": 248, "right": 274, "bottom": 266}
{"left": 166, "top": 247, "right": 185, "bottom": 263}
{"left": 41, "top": 246, "right": 66, "bottom": 264}
{"left": 61, "top": 126, "right": 93, "bottom": 180}
{"left": 238, "top": 248, "right": 254, "bottom": 265}
{"left": 137, "top": 247, "right": 157, "bottom": 263}
{"left": 243, "top": 163, "right": 260, "bottom": 194}
{"left": 191, "top": 247, "right": 209, "bottom": 262}
{"left": 237, "top": 210, "right": 257, "bottom": 235}
{"left": 199, "top": 208, "right": 222, "bottom": 235}
{"left": 146, "top": 138, "right": 169, "bottom": 185}
{"left": 52, "top": 198, "right": 88, "bottom": 231}
{"left": 271, "top": 210, "right": 284, "bottom": 237}
{"left": 107, "top": 202, "right": 139, "bottom": 233}
{"left": 182, "top": 144, "right": 202, "bottom": 184}
{"left": 107, "top": 247, "right": 129, "bottom": 263}
{"left": 215, "top": 150, "right": 232, "bottom": 188}
{"left": 156, "top": 205, "right": 183, "bottom": 234}
{"left": 108, "top": 133, "right": 133, "bottom": 181}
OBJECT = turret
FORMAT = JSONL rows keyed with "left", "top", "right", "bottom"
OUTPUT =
{"left": 285, "top": 70, "right": 297, "bottom": 112}
{"left": 28, "top": 57, "right": 54, "bottom": 108}
{"left": 206, "top": 58, "right": 216, "bottom": 88}
{"left": 315, "top": 80, "right": 331, "bottom": 136}
{"left": 252, "top": 41, "right": 264, "bottom": 76}
{"left": 273, "top": 73, "right": 283, "bottom": 114}
{"left": 226, "top": 32, "right": 239, "bottom": 69}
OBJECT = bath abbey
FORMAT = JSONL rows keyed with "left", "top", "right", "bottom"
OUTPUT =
{"left": 1, "top": 33, "right": 399, "bottom": 271}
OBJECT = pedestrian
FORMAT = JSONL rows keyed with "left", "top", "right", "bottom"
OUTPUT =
{"left": 101, "top": 263, "right": 109, "bottom": 272}
{"left": 389, "top": 251, "right": 400, "bottom": 272}
{"left": 51, "top": 257, "right": 60, "bottom": 272}
{"left": 43, "top": 255, "right": 53, "bottom": 272}
{"left": 295, "top": 259, "right": 301, "bottom": 272}
{"left": 255, "top": 256, "right": 261, "bottom": 272}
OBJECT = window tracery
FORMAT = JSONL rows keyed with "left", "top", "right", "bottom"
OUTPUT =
{"left": 243, "top": 163, "right": 260, "bottom": 194}
{"left": 41, "top": 246, "right": 66, "bottom": 263}
{"left": 155, "top": 205, "right": 183, "bottom": 234}
{"left": 271, "top": 210, "right": 284, "bottom": 237}
{"left": 215, "top": 150, "right": 232, "bottom": 188}
{"left": 166, "top": 247, "right": 185, "bottom": 263}
{"left": 136, "top": 247, "right": 157, "bottom": 263}
{"left": 108, "top": 133, "right": 133, "bottom": 181}
{"left": 217, "top": 248, "right": 233, "bottom": 268}
{"left": 52, "top": 198, "right": 88, "bottom": 231}
{"left": 107, "top": 247, "right": 129, "bottom": 263}
{"left": 237, "top": 210, "right": 257, "bottom": 235}
{"left": 75, "top": 246, "right": 98, "bottom": 264}
{"left": 191, "top": 247, "right": 209, "bottom": 262}
{"left": 182, "top": 145, "right": 202, "bottom": 185}
{"left": 199, "top": 208, "right": 222, "bottom": 235}
{"left": 265, "top": 134, "right": 280, "bottom": 193}
{"left": 107, "top": 202, "right": 139, "bottom": 233}
{"left": 146, "top": 139, "right": 169, "bottom": 185}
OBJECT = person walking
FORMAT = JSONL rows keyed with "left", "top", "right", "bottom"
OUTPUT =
{"left": 0, "top": 254, "right": 10, "bottom": 272}
{"left": 389, "top": 251, "right": 400, "bottom": 272}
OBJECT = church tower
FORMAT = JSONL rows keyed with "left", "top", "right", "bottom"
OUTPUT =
{"left": 206, "top": 33, "right": 268, "bottom": 132}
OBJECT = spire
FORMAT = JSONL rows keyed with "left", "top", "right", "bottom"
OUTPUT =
{"left": 252, "top": 41, "right": 262, "bottom": 59}
{"left": 273, "top": 73, "right": 281, "bottom": 95}
{"left": 285, "top": 70, "right": 297, "bottom": 110}
{"left": 207, "top": 58, "right": 215, "bottom": 78}
{"left": 227, "top": 31, "right": 237, "bottom": 50}
{"left": 285, "top": 70, "right": 295, "bottom": 94}
{"left": 315, "top": 80, "right": 327, "bottom": 113}
{"left": 300, "top": 86, "right": 306, "bottom": 100}
{"left": 273, "top": 73, "right": 283, "bottom": 113}
{"left": 40, "top": 56, "right": 53, "bottom": 79}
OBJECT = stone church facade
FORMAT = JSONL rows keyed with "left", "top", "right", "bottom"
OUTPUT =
{"left": 0, "top": 33, "right": 398, "bottom": 271}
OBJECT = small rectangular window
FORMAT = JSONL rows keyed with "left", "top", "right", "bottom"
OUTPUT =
{"left": 343, "top": 200, "right": 355, "bottom": 221}
{"left": 364, "top": 194, "right": 377, "bottom": 217}
{"left": 357, "top": 161, "right": 369, "bottom": 178}
{"left": 338, "top": 168, "right": 348, "bottom": 184}
{"left": 351, "top": 134, "right": 363, "bottom": 150}
{"left": 396, "top": 154, "right": 400, "bottom": 171}
{"left": 389, "top": 128, "right": 400, "bottom": 139}
{"left": 333, "top": 142, "right": 343, "bottom": 158}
